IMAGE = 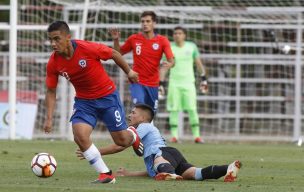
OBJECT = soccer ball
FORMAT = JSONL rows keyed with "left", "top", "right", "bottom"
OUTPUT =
{"left": 31, "top": 153, "right": 57, "bottom": 177}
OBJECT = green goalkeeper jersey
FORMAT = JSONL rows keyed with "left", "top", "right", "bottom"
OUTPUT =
{"left": 169, "top": 41, "right": 200, "bottom": 84}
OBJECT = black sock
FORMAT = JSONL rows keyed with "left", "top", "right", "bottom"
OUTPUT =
{"left": 157, "top": 163, "right": 175, "bottom": 174}
{"left": 201, "top": 165, "right": 228, "bottom": 180}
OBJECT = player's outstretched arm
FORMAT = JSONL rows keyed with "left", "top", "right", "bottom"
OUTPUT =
{"left": 99, "top": 144, "right": 127, "bottom": 155}
{"left": 115, "top": 167, "right": 148, "bottom": 177}
{"left": 108, "top": 27, "right": 121, "bottom": 53}
{"left": 112, "top": 49, "right": 138, "bottom": 83}
{"left": 76, "top": 144, "right": 127, "bottom": 160}
{"left": 44, "top": 88, "right": 56, "bottom": 133}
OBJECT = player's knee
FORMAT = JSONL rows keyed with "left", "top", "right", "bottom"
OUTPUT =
{"left": 154, "top": 163, "right": 175, "bottom": 174}
{"left": 73, "top": 135, "right": 90, "bottom": 150}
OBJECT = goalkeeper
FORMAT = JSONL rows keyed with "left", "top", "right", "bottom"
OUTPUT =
{"left": 160, "top": 26, "right": 208, "bottom": 143}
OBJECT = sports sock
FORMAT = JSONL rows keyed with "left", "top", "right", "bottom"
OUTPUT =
{"left": 188, "top": 110, "right": 200, "bottom": 138}
{"left": 199, "top": 165, "right": 228, "bottom": 180}
{"left": 169, "top": 111, "right": 179, "bottom": 138}
{"left": 154, "top": 163, "right": 175, "bottom": 174}
{"left": 83, "top": 144, "right": 110, "bottom": 174}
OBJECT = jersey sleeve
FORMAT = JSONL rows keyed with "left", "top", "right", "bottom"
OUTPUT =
{"left": 192, "top": 42, "right": 200, "bottom": 59}
{"left": 95, "top": 43, "right": 113, "bottom": 61}
{"left": 136, "top": 124, "right": 150, "bottom": 139}
{"left": 120, "top": 36, "right": 133, "bottom": 55}
{"left": 162, "top": 37, "right": 174, "bottom": 59}
{"left": 46, "top": 58, "right": 59, "bottom": 89}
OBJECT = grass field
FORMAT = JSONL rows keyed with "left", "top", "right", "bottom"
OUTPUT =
{"left": 0, "top": 140, "right": 303, "bottom": 192}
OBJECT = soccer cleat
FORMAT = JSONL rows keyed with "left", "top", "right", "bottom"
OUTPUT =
{"left": 194, "top": 137, "right": 205, "bottom": 144}
{"left": 128, "top": 126, "right": 144, "bottom": 156}
{"left": 155, "top": 173, "right": 183, "bottom": 181}
{"left": 170, "top": 137, "right": 178, "bottom": 143}
{"left": 92, "top": 171, "right": 116, "bottom": 184}
{"left": 224, "top": 160, "right": 242, "bottom": 182}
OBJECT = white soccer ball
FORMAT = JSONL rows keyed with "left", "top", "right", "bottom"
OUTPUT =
{"left": 282, "top": 45, "right": 291, "bottom": 54}
{"left": 31, "top": 153, "right": 57, "bottom": 177}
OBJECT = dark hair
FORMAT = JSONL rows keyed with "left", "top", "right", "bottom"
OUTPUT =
{"left": 134, "top": 103, "right": 155, "bottom": 122}
{"left": 141, "top": 11, "right": 157, "bottom": 22}
{"left": 47, "top": 20, "right": 70, "bottom": 34}
{"left": 174, "top": 26, "right": 187, "bottom": 35}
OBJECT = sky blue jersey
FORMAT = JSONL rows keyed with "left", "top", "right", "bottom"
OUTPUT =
{"left": 136, "top": 123, "right": 167, "bottom": 177}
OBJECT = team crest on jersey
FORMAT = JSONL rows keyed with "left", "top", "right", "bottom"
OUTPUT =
{"left": 152, "top": 43, "right": 159, "bottom": 50}
{"left": 78, "top": 59, "right": 87, "bottom": 68}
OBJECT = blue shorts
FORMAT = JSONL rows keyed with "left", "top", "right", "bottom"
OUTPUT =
{"left": 70, "top": 90, "right": 127, "bottom": 132}
{"left": 129, "top": 83, "right": 158, "bottom": 112}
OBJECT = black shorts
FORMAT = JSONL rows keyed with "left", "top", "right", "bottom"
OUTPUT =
{"left": 160, "top": 147, "right": 194, "bottom": 175}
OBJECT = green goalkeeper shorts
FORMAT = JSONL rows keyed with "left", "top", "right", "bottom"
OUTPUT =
{"left": 166, "top": 83, "right": 197, "bottom": 111}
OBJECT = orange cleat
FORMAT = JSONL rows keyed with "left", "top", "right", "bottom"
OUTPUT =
{"left": 170, "top": 137, "right": 178, "bottom": 143}
{"left": 194, "top": 137, "right": 205, "bottom": 144}
{"left": 92, "top": 171, "right": 116, "bottom": 184}
{"left": 224, "top": 160, "right": 242, "bottom": 182}
{"left": 155, "top": 173, "right": 183, "bottom": 181}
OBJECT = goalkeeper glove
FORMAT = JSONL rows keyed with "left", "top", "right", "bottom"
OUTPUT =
{"left": 200, "top": 75, "right": 208, "bottom": 94}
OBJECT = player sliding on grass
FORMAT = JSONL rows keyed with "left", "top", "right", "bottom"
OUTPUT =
{"left": 44, "top": 21, "right": 144, "bottom": 184}
{"left": 77, "top": 104, "right": 241, "bottom": 182}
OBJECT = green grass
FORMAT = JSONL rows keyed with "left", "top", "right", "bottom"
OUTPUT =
{"left": 0, "top": 140, "right": 303, "bottom": 192}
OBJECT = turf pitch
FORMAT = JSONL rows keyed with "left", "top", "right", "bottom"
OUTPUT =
{"left": 0, "top": 140, "right": 303, "bottom": 192}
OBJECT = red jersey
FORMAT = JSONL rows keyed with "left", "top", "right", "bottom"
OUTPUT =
{"left": 46, "top": 40, "right": 116, "bottom": 99}
{"left": 120, "top": 33, "right": 174, "bottom": 87}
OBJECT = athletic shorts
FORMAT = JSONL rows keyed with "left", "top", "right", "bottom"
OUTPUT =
{"left": 144, "top": 152, "right": 162, "bottom": 178}
{"left": 167, "top": 83, "right": 197, "bottom": 111}
{"left": 70, "top": 90, "right": 127, "bottom": 132}
{"left": 129, "top": 83, "right": 158, "bottom": 112}
{"left": 160, "top": 147, "right": 194, "bottom": 176}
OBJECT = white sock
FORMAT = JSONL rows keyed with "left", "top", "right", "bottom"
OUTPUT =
{"left": 83, "top": 144, "right": 110, "bottom": 173}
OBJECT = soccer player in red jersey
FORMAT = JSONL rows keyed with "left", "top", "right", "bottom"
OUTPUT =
{"left": 109, "top": 11, "right": 174, "bottom": 112}
{"left": 44, "top": 21, "right": 144, "bottom": 184}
